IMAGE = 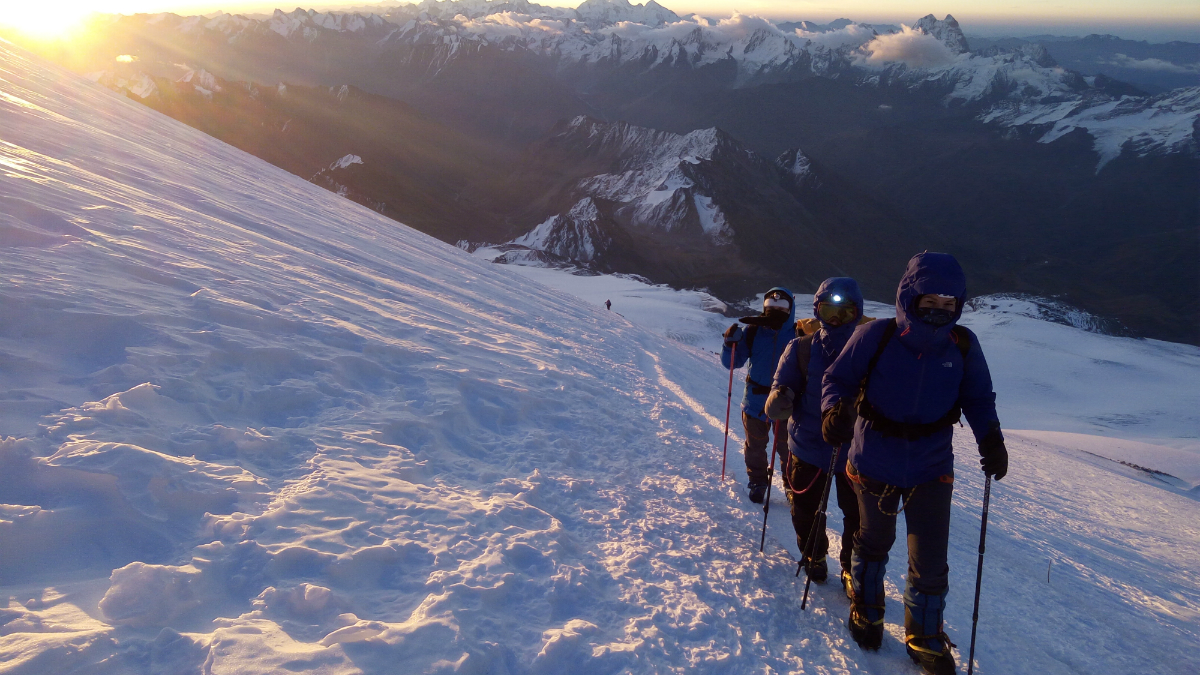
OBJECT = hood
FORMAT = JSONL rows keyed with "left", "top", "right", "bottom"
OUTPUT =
{"left": 741, "top": 286, "right": 795, "bottom": 331}
{"left": 895, "top": 252, "right": 967, "bottom": 352}
{"left": 813, "top": 277, "right": 863, "bottom": 356}
{"left": 767, "top": 286, "right": 796, "bottom": 326}
{"left": 813, "top": 277, "right": 864, "bottom": 326}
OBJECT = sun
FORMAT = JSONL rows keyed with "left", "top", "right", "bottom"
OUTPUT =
{"left": 0, "top": 3, "right": 94, "bottom": 39}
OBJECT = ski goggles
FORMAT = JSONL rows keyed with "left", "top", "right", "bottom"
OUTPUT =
{"left": 817, "top": 301, "right": 858, "bottom": 325}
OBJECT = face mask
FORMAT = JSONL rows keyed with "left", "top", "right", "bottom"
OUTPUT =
{"left": 915, "top": 307, "right": 954, "bottom": 327}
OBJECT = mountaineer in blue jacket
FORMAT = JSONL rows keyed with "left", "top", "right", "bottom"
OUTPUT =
{"left": 721, "top": 287, "right": 796, "bottom": 503}
{"left": 765, "top": 278, "right": 866, "bottom": 587}
{"left": 821, "top": 253, "right": 1008, "bottom": 675}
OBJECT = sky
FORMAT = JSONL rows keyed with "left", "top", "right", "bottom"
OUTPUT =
{"left": 2, "top": 0, "right": 1198, "bottom": 41}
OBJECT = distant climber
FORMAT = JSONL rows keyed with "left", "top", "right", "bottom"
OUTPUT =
{"left": 605, "top": 299, "right": 611, "bottom": 310}
{"left": 765, "top": 278, "right": 871, "bottom": 587}
{"left": 821, "top": 253, "right": 1007, "bottom": 674}
{"left": 721, "top": 288, "right": 796, "bottom": 503}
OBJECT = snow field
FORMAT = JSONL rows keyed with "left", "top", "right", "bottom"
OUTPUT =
{"left": 1, "top": 39, "right": 1199, "bottom": 674}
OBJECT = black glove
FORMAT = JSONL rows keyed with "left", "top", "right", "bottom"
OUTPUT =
{"left": 765, "top": 387, "right": 795, "bottom": 421}
{"left": 723, "top": 324, "right": 743, "bottom": 343}
{"left": 978, "top": 427, "right": 1008, "bottom": 480}
{"left": 821, "top": 401, "right": 855, "bottom": 447}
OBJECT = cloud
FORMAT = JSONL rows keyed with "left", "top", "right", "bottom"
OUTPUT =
{"left": 601, "top": 13, "right": 798, "bottom": 48}
{"left": 457, "top": 12, "right": 567, "bottom": 39}
{"left": 794, "top": 23, "right": 876, "bottom": 51}
{"left": 1103, "top": 54, "right": 1199, "bottom": 73}
{"left": 859, "top": 25, "right": 956, "bottom": 69}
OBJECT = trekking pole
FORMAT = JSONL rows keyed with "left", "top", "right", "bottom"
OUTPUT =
{"left": 799, "top": 447, "right": 841, "bottom": 610}
{"left": 759, "top": 420, "right": 783, "bottom": 552}
{"left": 966, "top": 475, "right": 993, "bottom": 675}
{"left": 720, "top": 344, "right": 737, "bottom": 482}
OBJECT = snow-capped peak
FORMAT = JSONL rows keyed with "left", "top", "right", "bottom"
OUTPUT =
{"left": 778, "top": 148, "right": 812, "bottom": 178}
{"left": 912, "top": 14, "right": 969, "bottom": 54}
{"left": 176, "top": 68, "right": 220, "bottom": 91}
{"left": 330, "top": 154, "right": 364, "bottom": 170}
{"left": 575, "top": 0, "right": 680, "bottom": 27}
{"left": 563, "top": 115, "right": 727, "bottom": 167}
{"left": 510, "top": 197, "right": 609, "bottom": 262}
{"left": 176, "top": 67, "right": 221, "bottom": 98}
{"left": 266, "top": 8, "right": 390, "bottom": 39}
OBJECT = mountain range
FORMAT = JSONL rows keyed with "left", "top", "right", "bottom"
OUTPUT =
{"left": 9, "top": 1, "right": 1198, "bottom": 343}
{"left": 968, "top": 33, "right": 1200, "bottom": 94}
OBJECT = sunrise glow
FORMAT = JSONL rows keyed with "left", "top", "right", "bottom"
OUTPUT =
{"left": 1, "top": 4, "right": 92, "bottom": 38}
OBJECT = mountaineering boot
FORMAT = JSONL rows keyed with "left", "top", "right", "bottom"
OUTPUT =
{"left": 906, "top": 634, "right": 957, "bottom": 674}
{"left": 748, "top": 481, "right": 768, "bottom": 504}
{"left": 840, "top": 569, "right": 854, "bottom": 600}
{"left": 805, "top": 556, "right": 828, "bottom": 583}
{"left": 904, "top": 587, "right": 955, "bottom": 674}
{"left": 847, "top": 595, "right": 885, "bottom": 650}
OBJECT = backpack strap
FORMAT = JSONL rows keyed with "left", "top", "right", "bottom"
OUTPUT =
{"left": 861, "top": 319, "right": 897, "bottom": 394}
{"left": 780, "top": 334, "right": 816, "bottom": 396}
{"left": 796, "top": 334, "right": 814, "bottom": 382}
{"left": 950, "top": 325, "right": 971, "bottom": 361}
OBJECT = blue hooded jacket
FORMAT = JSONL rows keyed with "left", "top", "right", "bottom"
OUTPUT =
{"left": 822, "top": 253, "right": 1000, "bottom": 488}
{"left": 773, "top": 278, "right": 863, "bottom": 471}
{"left": 721, "top": 287, "right": 796, "bottom": 421}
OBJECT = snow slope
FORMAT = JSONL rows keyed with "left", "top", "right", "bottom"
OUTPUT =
{"left": 1, "top": 40, "right": 1199, "bottom": 675}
